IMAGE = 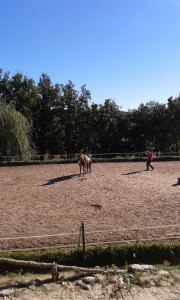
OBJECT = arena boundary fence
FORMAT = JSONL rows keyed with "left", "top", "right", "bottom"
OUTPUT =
{"left": 0, "top": 152, "right": 180, "bottom": 163}
{"left": 0, "top": 222, "right": 179, "bottom": 253}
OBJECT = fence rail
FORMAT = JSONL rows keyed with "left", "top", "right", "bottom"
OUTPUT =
{"left": 0, "top": 223, "right": 179, "bottom": 252}
{"left": 0, "top": 152, "right": 180, "bottom": 163}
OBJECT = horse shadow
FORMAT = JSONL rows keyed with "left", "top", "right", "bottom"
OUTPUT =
{"left": 122, "top": 170, "right": 145, "bottom": 175}
{"left": 171, "top": 183, "right": 180, "bottom": 186}
{"left": 42, "top": 174, "right": 79, "bottom": 186}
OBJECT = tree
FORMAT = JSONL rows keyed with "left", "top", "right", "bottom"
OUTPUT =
{"left": 0, "top": 69, "right": 11, "bottom": 104}
{"left": 146, "top": 101, "right": 169, "bottom": 152}
{"left": 48, "top": 83, "right": 66, "bottom": 154}
{"left": 74, "top": 84, "right": 91, "bottom": 151}
{"left": 166, "top": 96, "right": 180, "bottom": 152}
{"left": 88, "top": 99, "right": 125, "bottom": 153}
{"left": 59, "top": 81, "right": 79, "bottom": 154}
{"left": 34, "top": 73, "right": 56, "bottom": 154}
{"left": 0, "top": 103, "right": 33, "bottom": 157}
{"left": 0, "top": 70, "right": 39, "bottom": 124}
{"left": 128, "top": 101, "right": 169, "bottom": 152}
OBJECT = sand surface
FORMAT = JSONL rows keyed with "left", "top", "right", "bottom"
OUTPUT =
{"left": 0, "top": 161, "right": 179, "bottom": 250}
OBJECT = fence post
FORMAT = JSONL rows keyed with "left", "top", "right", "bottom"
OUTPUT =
{"left": 78, "top": 223, "right": 82, "bottom": 250}
{"left": 77, "top": 221, "right": 86, "bottom": 259}
{"left": 81, "top": 221, "right": 86, "bottom": 257}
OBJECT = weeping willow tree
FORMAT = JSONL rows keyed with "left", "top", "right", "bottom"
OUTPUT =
{"left": 0, "top": 103, "right": 34, "bottom": 157}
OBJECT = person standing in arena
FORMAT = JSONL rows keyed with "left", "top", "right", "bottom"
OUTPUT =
{"left": 145, "top": 148, "right": 154, "bottom": 171}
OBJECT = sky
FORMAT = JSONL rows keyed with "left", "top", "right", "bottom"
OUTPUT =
{"left": 0, "top": 0, "right": 180, "bottom": 111}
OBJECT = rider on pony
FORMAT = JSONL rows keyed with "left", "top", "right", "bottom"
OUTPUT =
{"left": 80, "top": 146, "right": 91, "bottom": 160}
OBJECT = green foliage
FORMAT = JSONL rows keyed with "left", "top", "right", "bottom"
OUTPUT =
{"left": 0, "top": 103, "right": 34, "bottom": 156}
{"left": 1, "top": 68, "right": 180, "bottom": 155}
{"left": 0, "top": 242, "right": 179, "bottom": 271}
{"left": 166, "top": 97, "right": 180, "bottom": 152}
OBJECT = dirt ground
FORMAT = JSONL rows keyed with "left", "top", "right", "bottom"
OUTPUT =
{"left": 0, "top": 161, "right": 180, "bottom": 251}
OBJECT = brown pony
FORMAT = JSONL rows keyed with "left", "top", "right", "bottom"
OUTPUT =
{"left": 78, "top": 153, "right": 92, "bottom": 177}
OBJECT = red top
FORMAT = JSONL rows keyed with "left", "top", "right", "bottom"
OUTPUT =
{"left": 146, "top": 150, "right": 153, "bottom": 159}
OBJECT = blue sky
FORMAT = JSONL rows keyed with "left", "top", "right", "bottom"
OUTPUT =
{"left": 0, "top": 0, "right": 180, "bottom": 111}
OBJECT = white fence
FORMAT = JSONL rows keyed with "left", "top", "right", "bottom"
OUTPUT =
{"left": 0, "top": 152, "right": 180, "bottom": 163}
{"left": 0, "top": 222, "right": 179, "bottom": 252}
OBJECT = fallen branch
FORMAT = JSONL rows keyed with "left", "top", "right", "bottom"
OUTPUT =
{"left": 0, "top": 258, "right": 126, "bottom": 274}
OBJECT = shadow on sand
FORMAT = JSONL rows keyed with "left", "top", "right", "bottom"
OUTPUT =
{"left": 122, "top": 170, "right": 146, "bottom": 175}
{"left": 171, "top": 183, "right": 180, "bottom": 187}
{"left": 42, "top": 174, "right": 79, "bottom": 186}
{"left": 0, "top": 278, "right": 53, "bottom": 292}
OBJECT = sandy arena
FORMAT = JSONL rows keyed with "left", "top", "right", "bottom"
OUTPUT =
{"left": 0, "top": 161, "right": 179, "bottom": 251}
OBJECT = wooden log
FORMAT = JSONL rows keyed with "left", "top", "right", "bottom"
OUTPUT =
{"left": 0, "top": 258, "right": 126, "bottom": 274}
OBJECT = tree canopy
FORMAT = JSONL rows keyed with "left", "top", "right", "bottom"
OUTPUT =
{"left": 0, "top": 68, "right": 179, "bottom": 155}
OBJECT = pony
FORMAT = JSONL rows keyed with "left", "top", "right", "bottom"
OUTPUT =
{"left": 78, "top": 153, "right": 92, "bottom": 177}
{"left": 86, "top": 154, "right": 92, "bottom": 173}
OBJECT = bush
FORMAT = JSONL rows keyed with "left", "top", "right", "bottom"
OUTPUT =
{"left": 0, "top": 242, "right": 179, "bottom": 274}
